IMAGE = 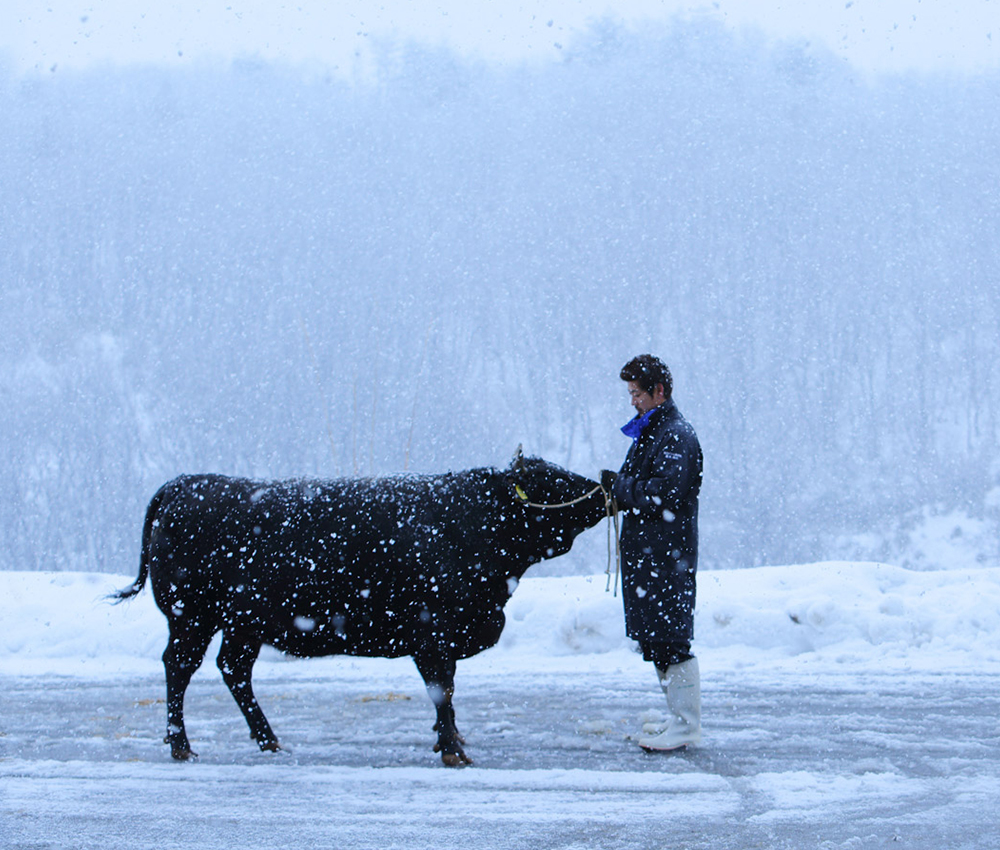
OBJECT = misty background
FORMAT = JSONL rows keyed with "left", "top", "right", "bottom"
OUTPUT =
{"left": 3, "top": 17, "right": 999, "bottom": 575}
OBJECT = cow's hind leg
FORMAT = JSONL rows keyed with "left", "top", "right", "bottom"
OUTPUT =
{"left": 413, "top": 652, "right": 471, "bottom": 766}
{"left": 217, "top": 632, "right": 281, "bottom": 753}
{"left": 163, "top": 622, "right": 216, "bottom": 761}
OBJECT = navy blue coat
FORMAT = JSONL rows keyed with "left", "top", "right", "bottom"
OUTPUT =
{"left": 613, "top": 400, "right": 702, "bottom": 646}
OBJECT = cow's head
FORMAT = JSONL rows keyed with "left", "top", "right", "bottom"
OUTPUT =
{"left": 502, "top": 449, "right": 606, "bottom": 562}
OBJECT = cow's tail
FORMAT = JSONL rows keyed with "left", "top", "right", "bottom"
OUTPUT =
{"left": 108, "top": 485, "right": 166, "bottom": 603}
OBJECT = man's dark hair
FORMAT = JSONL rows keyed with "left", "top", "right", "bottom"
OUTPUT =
{"left": 620, "top": 354, "right": 672, "bottom": 399}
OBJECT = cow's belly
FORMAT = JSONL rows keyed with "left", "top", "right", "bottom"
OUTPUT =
{"left": 230, "top": 604, "right": 416, "bottom": 660}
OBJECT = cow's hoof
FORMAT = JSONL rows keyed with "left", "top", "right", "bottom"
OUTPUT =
{"left": 439, "top": 751, "right": 473, "bottom": 767}
{"left": 165, "top": 734, "right": 198, "bottom": 761}
{"left": 258, "top": 740, "right": 282, "bottom": 753}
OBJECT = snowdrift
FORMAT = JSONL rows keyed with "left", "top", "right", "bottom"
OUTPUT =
{"left": 2, "top": 563, "right": 999, "bottom": 678}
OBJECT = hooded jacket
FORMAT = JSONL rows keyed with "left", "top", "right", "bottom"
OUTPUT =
{"left": 613, "top": 399, "right": 702, "bottom": 644}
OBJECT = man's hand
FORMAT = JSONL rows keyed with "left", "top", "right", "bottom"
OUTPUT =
{"left": 600, "top": 469, "right": 617, "bottom": 492}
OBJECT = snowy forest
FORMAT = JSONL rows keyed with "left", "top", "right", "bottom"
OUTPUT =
{"left": 3, "top": 17, "right": 1000, "bottom": 574}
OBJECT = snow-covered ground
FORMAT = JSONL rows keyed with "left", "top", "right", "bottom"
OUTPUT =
{"left": 3, "top": 564, "right": 1000, "bottom": 849}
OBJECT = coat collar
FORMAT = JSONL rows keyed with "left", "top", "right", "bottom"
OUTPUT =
{"left": 621, "top": 399, "right": 675, "bottom": 440}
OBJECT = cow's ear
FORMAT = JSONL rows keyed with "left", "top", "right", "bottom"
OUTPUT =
{"left": 505, "top": 448, "right": 529, "bottom": 500}
{"left": 503, "top": 465, "right": 530, "bottom": 504}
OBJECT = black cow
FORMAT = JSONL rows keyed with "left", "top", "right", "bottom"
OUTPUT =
{"left": 113, "top": 450, "right": 606, "bottom": 765}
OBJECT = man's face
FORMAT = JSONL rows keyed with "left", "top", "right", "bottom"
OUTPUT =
{"left": 627, "top": 380, "right": 665, "bottom": 415}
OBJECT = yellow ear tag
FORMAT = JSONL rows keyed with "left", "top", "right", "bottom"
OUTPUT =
{"left": 515, "top": 484, "right": 528, "bottom": 502}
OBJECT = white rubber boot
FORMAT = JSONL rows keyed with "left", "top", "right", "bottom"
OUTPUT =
{"left": 638, "top": 657, "right": 701, "bottom": 751}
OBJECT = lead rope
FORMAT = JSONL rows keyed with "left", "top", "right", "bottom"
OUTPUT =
{"left": 602, "top": 486, "right": 621, "bottom": 597}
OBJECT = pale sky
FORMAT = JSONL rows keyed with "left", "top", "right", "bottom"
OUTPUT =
{"left": 1, "top": 0, "right": 997, "bottom": 76}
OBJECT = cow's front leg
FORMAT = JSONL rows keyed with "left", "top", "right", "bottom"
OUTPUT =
{"left": 217, "top": 631, "right": 281, "bottom": 753}
{"left": 413, "top": 652, "right": 471, "bottom": 766}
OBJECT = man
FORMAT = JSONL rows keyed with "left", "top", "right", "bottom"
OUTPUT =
{"left": 602, "top": 354, "right": 703, "bottom": 751}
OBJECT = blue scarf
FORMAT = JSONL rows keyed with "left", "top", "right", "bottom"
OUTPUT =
{"left": 621, "top": 406, "right": 658, "bottom": 440}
